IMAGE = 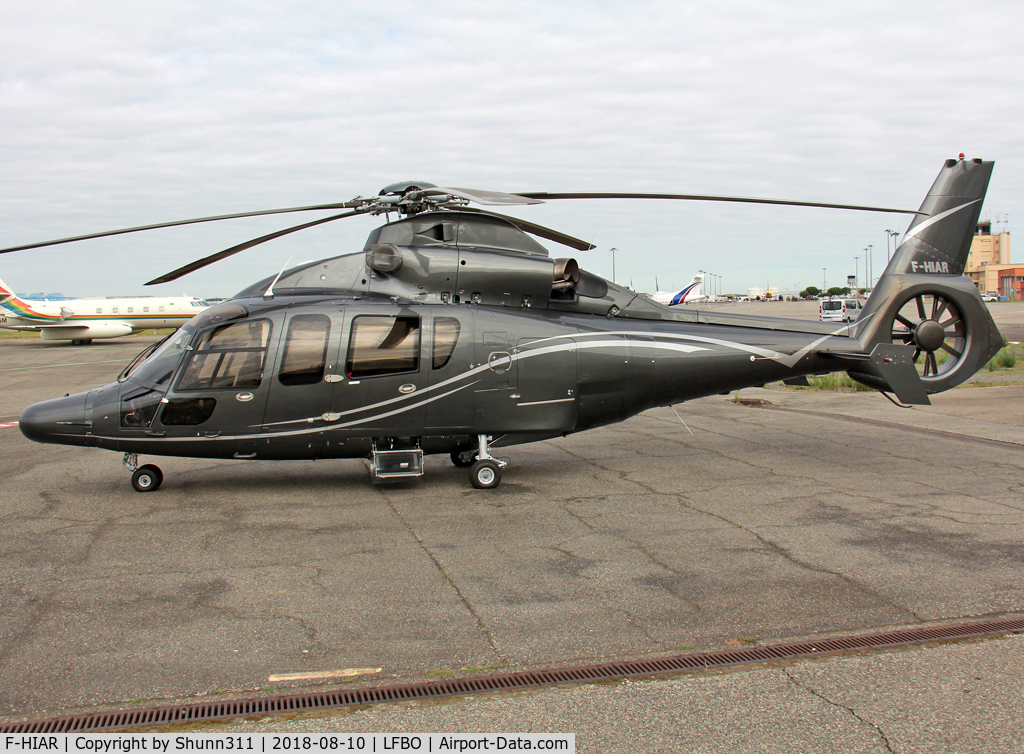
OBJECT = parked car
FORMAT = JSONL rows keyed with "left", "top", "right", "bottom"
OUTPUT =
{"left": 819, "top": 298, "right": 862, "bottom": 323}
{"left": 981, "top": 293, "right": 998, "bottom": 302}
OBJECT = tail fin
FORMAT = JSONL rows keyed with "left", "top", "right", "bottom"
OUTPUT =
{"left": 0, "top": 276, "right": 29, "bottom": 312}
{"left": 689, "top": 274, "right": 704, "bottom": 300}
{"left": 848, "top": 158, "right": 1002, "bottom": 400}
{"left": 0, "top": 276, "right": 58, "bottom": 322}
{"left": 668, "top": 274, "right": 703, "bottom": 305}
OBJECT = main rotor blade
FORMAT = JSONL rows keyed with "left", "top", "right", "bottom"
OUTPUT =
{"left": 423, "top": 187, "right": 544, "bottom": 206}
{"left": 144, "top": 209, "right": 367, "bottom": 286}
{"left": 458, "top": 207, "right": 595, "bottom": 251}
{"left": 514, "top": 192, "right": 924, "bottom": 215}
{"left": 0, "top": 201, "right": 367, "bottom": 255}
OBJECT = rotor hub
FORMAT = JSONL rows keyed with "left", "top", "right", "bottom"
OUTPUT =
{"left": 914, "top": 319, "right": 946, "bottom": 352}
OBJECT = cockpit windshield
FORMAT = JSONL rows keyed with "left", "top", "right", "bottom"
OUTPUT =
{"left": 122, "top": 327, "right": 195, "bottom": 388}
{"left": 120, "top": 302, "right": 251, "bottom": 388}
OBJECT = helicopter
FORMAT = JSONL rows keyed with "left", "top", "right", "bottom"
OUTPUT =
{"left": 7, "top": 157, "right": 1003, "bottom": 490}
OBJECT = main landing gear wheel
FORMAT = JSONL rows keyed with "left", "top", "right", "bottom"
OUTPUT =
{"left": 469, "top": 459, "right": 502, "bottom": 489}
{"left": 889, "top": 292, "right": 968, "bottom": 389}
{"left": 450, "top": 449, "right": 476, "bottom": 468}
{"left": 131, "top": 464, "right": 163, "bottom": 492}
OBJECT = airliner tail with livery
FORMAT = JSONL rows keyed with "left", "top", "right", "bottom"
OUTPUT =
{"left": 652, "top": 274, "right": 706, "bottom": 306}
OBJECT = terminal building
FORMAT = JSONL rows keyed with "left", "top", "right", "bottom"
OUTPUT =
{"left": 966, "top": 221, "right": 1021, "bottom": 299}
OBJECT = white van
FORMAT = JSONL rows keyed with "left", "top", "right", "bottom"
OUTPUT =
{"left": 819, "top": 298, "right": 862, "bottom": 323}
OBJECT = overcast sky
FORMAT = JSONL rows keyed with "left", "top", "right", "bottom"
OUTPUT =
{"left": 2, "top": 1, "right": 1021, "bottom": 298}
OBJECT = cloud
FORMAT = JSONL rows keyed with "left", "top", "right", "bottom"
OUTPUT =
{"left": 1, "top": 0, "right": 1021, "bottom": 296}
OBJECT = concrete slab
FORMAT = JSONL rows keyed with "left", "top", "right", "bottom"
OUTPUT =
{"left": 1, "top": 334, "right": 1022, "bottom": 750}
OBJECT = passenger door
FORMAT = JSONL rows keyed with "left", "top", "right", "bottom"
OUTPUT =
{"left": 325, "top": 310, "right": 427, "bottom": 435}
{"left": 154, "top": 317, "right": 277, "bottom": 458}
{"left": 424, "top": 309, "right": 476, "bottom": 430}
{"left": 261, "top": 311, "right": 342, "bottom": 459}
{"left": 472, "top": 313, "right": 519, "bottom": 432}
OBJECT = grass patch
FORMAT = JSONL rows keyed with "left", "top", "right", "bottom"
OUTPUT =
{"left": 985, "top": 345, "right": 1018, "bottom": 371}
{"left": 132, "top": 329, "right": 177, "bottom": 337}
{"left": 806, "top": 372, "right": 873, "bottom": 392}
{"left": 0, "top": 328, "right": 176, "bottom": 341}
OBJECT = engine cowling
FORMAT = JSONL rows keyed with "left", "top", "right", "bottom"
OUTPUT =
{"left": 40, "top": 322, "right": 134, "bottom": 341}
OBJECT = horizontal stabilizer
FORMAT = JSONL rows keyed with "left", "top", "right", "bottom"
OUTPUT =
{"left": 865, "top": 344, "right": 930, "bottom": 405}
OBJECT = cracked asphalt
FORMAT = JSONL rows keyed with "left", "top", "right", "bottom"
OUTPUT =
{"left": 2, "top": 327, "right": 1023, "bottom": 752}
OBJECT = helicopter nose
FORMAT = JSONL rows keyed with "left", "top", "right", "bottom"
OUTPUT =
{"left": 19, "top": 391, "right": 91, "bottom": 445}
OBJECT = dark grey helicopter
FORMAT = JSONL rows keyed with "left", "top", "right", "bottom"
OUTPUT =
{"left": 8, "top": 157, "right": 1002, "bottom": 490}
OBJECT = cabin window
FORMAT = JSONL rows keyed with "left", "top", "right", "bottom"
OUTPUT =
{"left": 432, "top": 317, "right": 460, "bottom": 369}
{"left": 159, "top": 306, "right": 165, "bottom": 312}
{"left": 96, "top": 308, "right": 102, "bottom": 314}
{"left": 112, "top": 307, "right": 119, "bottom": 314}
{"left": 161, "top": 397, "right": 217, "bottom": 425}
{"left": 143, "top": 306, "right": 150, "bottom": 313}
{"left": 178, "top": 319, "right": 271, "bottom": 390}
{"left": 278, "top": 314, "right": 330, "bottom": 386}
{"left": 346, "top": 315, "right": 420, "bottom": 379}
{"left": 127, "top": 307, "right": 134, "bottom": 313}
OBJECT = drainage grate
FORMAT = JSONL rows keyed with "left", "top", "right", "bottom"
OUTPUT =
{"left": 4, "top": 617, "right": 1023, "bottom": 733}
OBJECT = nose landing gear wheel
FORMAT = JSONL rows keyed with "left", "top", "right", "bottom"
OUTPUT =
{"left": 131, "top": 464, "right": 163, "bottom": 492}
{"left": 469, "top": 459, "right": 502, "bottom": 489}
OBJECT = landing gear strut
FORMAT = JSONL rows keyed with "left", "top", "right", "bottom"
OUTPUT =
{"left": 468, "top": 434, "right": 507, "bottom": 489}
{"left": 124, "top": 453, "right": 163, "bottom": 492}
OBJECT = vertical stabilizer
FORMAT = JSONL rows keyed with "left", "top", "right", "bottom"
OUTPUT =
{"left": 887, "top": 157, "right": 993, "bottom": 277}
{"left": 848, "top": 158, "right": 1002, "bottom": 398}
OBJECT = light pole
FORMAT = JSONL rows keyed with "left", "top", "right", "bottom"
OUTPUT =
{"left": 866, "top": 244, "right": 873, "bottom": 289}
{"left": 885, "top": 229, "right": 900, "bottom": 261}
{"left": 609, "top": 248, "right": 617, "bottom": 284}
{"left": 854, "top": 256, "right": 859, "bottom": 292}
{"left": 822, "top": 268, "right": 827, "bottom": 294}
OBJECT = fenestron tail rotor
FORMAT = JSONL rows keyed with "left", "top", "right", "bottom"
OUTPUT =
{"left": 889, "top": 293, "right": 968, "bottom": 381}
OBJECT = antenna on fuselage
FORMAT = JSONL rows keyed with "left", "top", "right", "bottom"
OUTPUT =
{"left": 264, "top": 257, "right": 294, "bottom": 299}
